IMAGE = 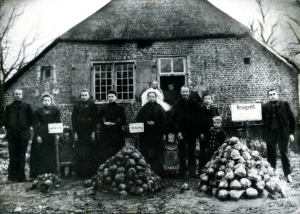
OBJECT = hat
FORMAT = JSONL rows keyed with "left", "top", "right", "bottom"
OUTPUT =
{"left": 107, "top": 89, "right": 117, "bottom": 96}
{"left": 202, "top": 92, "right": 212, "bottom": 100}
{"left": 41, "top": 93, "right": 53, "bottom": 101}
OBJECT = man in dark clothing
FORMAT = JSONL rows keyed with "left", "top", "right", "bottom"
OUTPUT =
{"left": 164, "top": 83, "right": 181, "bottom": 106}
{"left": 198, "top": 92, "right": 220, "bottom": 174}
{"left": 262, "top": 89, "right": 296, "bottom": 183}
{"left": 3, "top": 89, "right": 33, "bottom": 182}
{"left": 170, "top": 86, "right": 201, "bottom": 178}
{"left": 136, "top": 89, "right": 166, "bottom": 176}
{"left": 98, "top": 90, "right": 127, "bottom": 164}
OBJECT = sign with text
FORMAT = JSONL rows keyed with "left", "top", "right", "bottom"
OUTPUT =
{"left": 48, "top": 123, "right": 64, "bottom": 134}
{"left": 231, "top": 103, "right": 262, "bottom": 122}
{"left": 129, "top": 123, "right": 144, "bottom": 133}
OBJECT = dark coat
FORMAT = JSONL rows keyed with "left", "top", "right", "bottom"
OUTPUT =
{"left": 199, "top": 104, "right": 220, "bottom": 136}
{"left": 72, "top": 100, "right": 99, "bottom": 135}
{"left": 262, "top": 100, "right": 296, "bottom": 140}
{"left": 3, "top": 100, "right": 34, "bottom": 139}
{"left": 98, "top": 102, "right": 127, "bottom": 162}
{"left": 189, "top": 91, "right": 203, "bottom": 105}
{"left": 170, "top": 98, "right": 201, "bottom": 137}
{"left": 205, "top": 127, "right": 226, "bottom": 156}
{"left": 30, "top": 106, "right": 61, "bottom": 177}
{"left": 164, "top": 90, "right": 181, "bottom": 106}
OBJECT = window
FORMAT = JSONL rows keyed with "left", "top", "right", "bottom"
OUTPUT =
{"left": 41, "top": 67, "right": 52, "bottom": 81}
{"left": 93, "top": 62, "right": 135, "bottom": 101}
{"left": 158, "top": 57, "right": 186, "bottom": 75}
{"left": 244, "top": 57, "right": 250, "bottom": 65}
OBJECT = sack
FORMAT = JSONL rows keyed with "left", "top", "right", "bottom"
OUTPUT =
{"left": 163, "top": 140, "right": 179, "bottom": 172}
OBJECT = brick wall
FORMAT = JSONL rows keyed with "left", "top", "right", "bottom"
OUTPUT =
{"left": 4, "top": 36, "right": 299, "bottom": 128}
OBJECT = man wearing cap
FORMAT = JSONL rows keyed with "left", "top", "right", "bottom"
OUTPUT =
{"left": 170, "top": 86, "right": 201, "bottom": 178}
{"left": 98, "top": 90, "right": 127, "bottom": 164}
{"left": 262, "top": 89, "right": 296, "bottom": 183}
{"left": 72, "top": 89, "right": 99, "bottom": 177}
{"left": 3, "top": 89, "right": 33, "bottom": 182}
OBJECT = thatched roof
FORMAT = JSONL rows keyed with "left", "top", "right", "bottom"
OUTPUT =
{"left": 60, "top": 0, "right": 250, "bottom": 41}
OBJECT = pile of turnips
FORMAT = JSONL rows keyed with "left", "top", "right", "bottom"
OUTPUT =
{"left": 87, "top": 146, "right": 164, "bottom": 196}
{"left": 198, "top": 137, "right": 286, "bottom": 201}
{"left": 29, "top": 173, "right": 61, "bottom": 193}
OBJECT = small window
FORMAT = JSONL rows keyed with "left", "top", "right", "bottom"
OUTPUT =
{"left": 158, "top": 57, "right": 186, "bottom": 75}
{"left": 41, "top": 67, "right": 52, "bottom": 81}
{"left": 244, "top": 58, "right": 250, "bottom": 65}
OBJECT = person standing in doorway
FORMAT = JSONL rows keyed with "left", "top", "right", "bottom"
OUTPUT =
{"left": 164, "top": 83, "right": 181, "bottom": 106}
{"left": 170, "top": 86, "right": 201, "bottom": 178}
{"left": 262, "top": 89, "right": 296, "bottom": 183}
{"left": 3, "top": 89, "right": 33, "bottom": 182}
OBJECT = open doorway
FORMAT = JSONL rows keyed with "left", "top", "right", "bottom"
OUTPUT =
{"left": 160, "top": 76, "right": 185, "bottom": 94}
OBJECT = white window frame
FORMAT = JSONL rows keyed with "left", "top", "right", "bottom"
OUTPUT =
{"left": 158, "top": 56, "right": 187, "bottom": 76}
{"left": 91, "top": 60, "right": 136, "bottom": 103}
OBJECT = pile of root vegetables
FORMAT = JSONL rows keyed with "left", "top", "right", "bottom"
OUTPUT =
{"left": 90, "top": 146, "right": 164, "bottom": 196}
{"left": 198, "top": 137, "right": 285, "bottom": 201}
{"left": 29, "top": 173, "right": 61, "bottom": 193}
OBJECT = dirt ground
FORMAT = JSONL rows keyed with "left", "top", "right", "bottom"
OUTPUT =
{"left": 1, "top": 136, "right": 300, "bottom": 214}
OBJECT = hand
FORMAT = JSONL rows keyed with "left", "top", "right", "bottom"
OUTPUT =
{"left": 74, "top": 132, "right": 78, "bottom": 141}
{"left": 289, "top": 135, "right": 294, "bottom": 142}
{"left": 37, "top": 136, "right": 42, "bottom": 143}
{"left": 56, "top": 135, "right": 60, "bottom": 140}
{"left": 200, "top": 134, "right": 205, "bottom": 140}
{"left": 163, "top": 135, "right": 166, "bottom": 141}
{"left": 178, "top": 132, "right": 183, "bottom": 140}
{"left": 104, "top": 122, "right": 115, "bottom": 126}
{"left": 147, "top": 121, "right": 155, "bottom": 126}
{"left": 91, "top": 132, "right": 95, "bottom": 141}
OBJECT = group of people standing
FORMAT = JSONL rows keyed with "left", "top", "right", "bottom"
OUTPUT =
{"left": 2, "top": 84, "right": 296, "bottom": 183}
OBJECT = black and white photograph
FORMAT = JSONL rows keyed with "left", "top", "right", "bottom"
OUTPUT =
{"left": 1, "top": 0, "right": 300, "bottom": 213}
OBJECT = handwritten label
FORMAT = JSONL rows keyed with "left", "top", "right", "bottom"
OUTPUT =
{"left": 231, "top": 103, "right": 262, "bottom": 121}
{"left": 48, "top": 123, "right": 64, "bottom": 134}
{"left": 129, "top": 123, "right": 144, "bottom": 133}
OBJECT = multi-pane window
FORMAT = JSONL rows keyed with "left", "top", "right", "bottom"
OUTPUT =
{"left": 94, "top": 62, "right": 135, "bottom": 101}
{"left": 159, "top": 57, "right": 185, "bottom": 74}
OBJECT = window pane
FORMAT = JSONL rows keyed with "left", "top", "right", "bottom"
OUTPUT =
{"left": 101, "top": 87, "right": 106, "bottom": 92}
{"left": 117, "top": 72, "right": 122, "bottom": 78}
{"left": 129, "top": 93, "right": 133, "bottom": 99}
{"left": 116, "top": 64, "right": 122, "bottom": 71}
{"left": 123, "top": 86, "right": 128, "bottom": 92}
{"left": 101, "top": 65, "right": 107, "bottom": 71}
{"left": 161, "top": 59, "right": 172, "bottom": 73}
{"left": 123, "top": 72, "right": 127, "bottom": 78}
{"left": 107, "top": 65, "right": 112, "bottom": 71}
{"left": 101, "top": 72, "right": 106, "bottom": 78}
{"left": 107, "top": 72, "right": 111, "bottom": 78}
{"left": 101, "top": 80, "right": 106, "bottom": 85}
{"left": 95, "top": 73, "right": 100, "bottom": 78}
{"left": 173, "top": 58, "right": 184, "bottom": 73}
{"left": 107, "top": 79, "right": 112, "bottom": 85}
{"left": 117, "top": 86, "right": 122, "bottom": 92}
{"left": 129, "top": 79, "right": 133, "bottom": 84}
{"left": 95, "top": 80, "right": 100, "bottom": 86}
{"left": 117, "top": 94, "right": 122, "bottom": 99}
{"left": 117, "top": 79, "right": 122, "bottom": 85}
{"left": 96, "top": 94, "right": 100, "bottom": 100}
{"left": 95, "top": 87, "right": 100, "bottom": 92}
{"left": 128, "top": 64, "right": 133, "bottom": 71}
{"left": 129, "top": 86, "right": 133, "bottom": 92}
{"left": 123, "top": 79, "right": 128, "bottom": 85}
{"left": 101, "top": 94, "right": 106, "bottom": 100}
{"left": 95, "top": 65, "right": 100, "bottom": 71}
{"left": 123, "top": 93, "right": 128, "bottom": 99}
{"left": 129, "top": 71, "right": 133, "bottom": 77}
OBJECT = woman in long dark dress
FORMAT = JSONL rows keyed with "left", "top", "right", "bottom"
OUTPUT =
{"left": 72, "top": 89, "right": 99, "bottom": 177}
{"left": 30, "top": 93, "right": 61, "bottom": 178}
{"left": 136, "top": 89, "right": 166, "bottom": 176}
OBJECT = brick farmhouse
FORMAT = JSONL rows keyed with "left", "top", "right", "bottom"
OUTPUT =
{"left": 4, "top": 0, "right": 300, "bottom": 128}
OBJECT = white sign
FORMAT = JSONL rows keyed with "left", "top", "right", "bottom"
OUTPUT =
{"left": 231, "top": 103, "right": 262, "bottom": 122}
{"left": 129, "top": 123, "right": 144, "bottom": 133}
{"left": 48, "top": 123, "right": 64, "bottom": 134}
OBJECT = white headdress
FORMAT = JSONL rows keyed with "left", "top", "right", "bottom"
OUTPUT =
{"left": 141, "top": 88, "right": 171, "bottom": 111}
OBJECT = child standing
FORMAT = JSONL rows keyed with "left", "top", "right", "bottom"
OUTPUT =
{"left": 204, "top": 116, "right": 226, "bottom": 164}
{"left": 198, "top": 92, "right": 220, "bottom": 174}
